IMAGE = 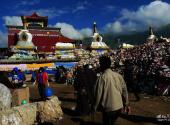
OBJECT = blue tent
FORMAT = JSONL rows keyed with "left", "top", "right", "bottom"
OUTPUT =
{"left": 54, "top": 62, "right": 77, "bottom": 68}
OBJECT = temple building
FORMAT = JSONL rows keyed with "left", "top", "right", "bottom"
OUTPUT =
{"left": 7, "top": 13, "right": 75, "bottom": 52}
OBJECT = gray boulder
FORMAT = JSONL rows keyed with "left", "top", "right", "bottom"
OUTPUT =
{"left": 0, "top": 83, "right": 12, "bottom": 110}
{"left": 37, "top": 96, "right": 63, "bottom": 123}
{"left": 0, "top": 109, "right": 22, "bottom": 125}
{"left": 13, "top": 104, "right": 37, "bottom": 125}
{"left": 0, "top": 96, "right": 63, "bottom": 125}
{"left": 0, "top": 103, "right": 37, "bottom": 125}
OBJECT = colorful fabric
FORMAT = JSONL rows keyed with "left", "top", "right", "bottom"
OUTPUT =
{"left": 12, "top": 72, "right": 24, "bottom": 82}
{"left": 37, "top": 72, "right": 48, "bottom": 85}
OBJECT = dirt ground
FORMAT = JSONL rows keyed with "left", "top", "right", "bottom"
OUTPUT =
{"left": 28, "top": 83, "right": 170, "bottom": 125}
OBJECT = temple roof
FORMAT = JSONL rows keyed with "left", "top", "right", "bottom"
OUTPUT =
{"left": 21, "top": 12, "right": 48, "bottom": 27}
{"left": 21, "top": 12, "right": 48, "bottom": 20}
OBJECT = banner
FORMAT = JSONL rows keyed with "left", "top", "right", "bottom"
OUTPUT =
{"left": 0, "top": 63, "right": 54, "bottom": 71}
{"left": 26, "top": 63, "right": 54, "bottom": 70}
{"left": 0, "top": 64, "right": 27, "bottom": 71}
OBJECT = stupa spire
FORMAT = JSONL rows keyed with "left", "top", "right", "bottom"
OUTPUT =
{"left": 149, "top": 26, "right": 154, "bottom": 36}
{"left": 93, "top": 21, "right": 97, "bottom": 34}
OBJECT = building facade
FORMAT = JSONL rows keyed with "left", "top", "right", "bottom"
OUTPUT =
{"left": 7, "top": 13, "right": 75, "bottom": 52}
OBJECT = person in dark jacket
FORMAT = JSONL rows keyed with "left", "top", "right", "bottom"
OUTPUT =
{"left": 74, "top": 65, "right": 97, "bottom": 115}
{"left": 0, "top": 71, "right": 14, "bottom": 88}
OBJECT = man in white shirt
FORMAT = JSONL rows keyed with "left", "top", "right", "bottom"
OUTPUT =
{"left": 94, "top": 56, "right": 130, "bottom": 125}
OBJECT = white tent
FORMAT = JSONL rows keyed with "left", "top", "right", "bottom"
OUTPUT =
{"left": 122, "top": 43, "right": 134, "bottom": 49}
{"left": 55, "top": 42, "right": 75, "bottom": 49}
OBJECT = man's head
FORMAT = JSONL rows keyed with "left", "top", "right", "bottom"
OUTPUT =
{"left": 99, "top": 56, "right": 111, "bottom": 71}
{"left": 38, "top": 67, "right": 45, "bottom": 73}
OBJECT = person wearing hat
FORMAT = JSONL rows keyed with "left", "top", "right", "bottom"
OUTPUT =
{"left": 11, "top": 67, "right": 25, "bottom": 88}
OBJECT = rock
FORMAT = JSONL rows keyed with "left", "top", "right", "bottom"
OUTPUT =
{"left": 0, "top": 83, "right": 12, "bottom": 110}
{"left": 0, "top": 109, "right": 22, "bottom": 125}
{"left": 0, "top": 96, "right": 63, "bottom": 124}
{"left": 37, "top": 96, "right": 63, "bottom": 123}
{"left": 0, "top": 103, "right": 37, "bottom": 125}
{"left": 13, "top": 103, "right": 37, "bottom": 125}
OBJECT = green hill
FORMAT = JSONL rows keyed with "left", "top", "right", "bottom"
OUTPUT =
{"left": 83, "top": 24, "right": 170, "bottom": 49}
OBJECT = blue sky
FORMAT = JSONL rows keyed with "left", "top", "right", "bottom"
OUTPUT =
{"left": 1, "top": 0, "right": 170, "bottom": 47}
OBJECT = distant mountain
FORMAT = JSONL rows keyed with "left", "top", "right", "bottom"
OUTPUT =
{"left": 156, "top": 24, "right": 170, "bottom": 37}
{"left": 83, "top": 24, "right": 170, "bottom": 49}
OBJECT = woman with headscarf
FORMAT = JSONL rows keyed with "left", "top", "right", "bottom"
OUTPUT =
{"left": 34, "top": 67, "right": 49, "bottom": 99}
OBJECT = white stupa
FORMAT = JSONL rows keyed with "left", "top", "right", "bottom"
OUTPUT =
{"left": 16, "top": 30, "right": 35, "bottom": 48}
{"left": 90, "top": 22, "right": 109, "bottom": 49}
{"left": 122, "top": 43, "right": 134, "bottom": 49}
{"left": 9, "top": 29, "right": 36, "bottom": 60}
{"left": 147, "top": 26, "right": 156, "bottom": 43}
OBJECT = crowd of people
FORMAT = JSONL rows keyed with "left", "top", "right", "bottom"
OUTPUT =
{"left": 70, "top": 41, "right": 170, "bottom": 125}
{"left": 75, "top": 41, "right": 170, "bottom": 97}
{"left": 113, "top": 41, "right": 170, "bottom": 96}
{"left": 55, "top": 66, "right": 74, "bottom": 85}
{"left": 1, "top": 41, "right": 169, "bottom": 98}
{"left": 1, "top": 39, "right": 170, "bottom": 124}
{"left": 0, "top": 40, "right": 169, "bottom": 125}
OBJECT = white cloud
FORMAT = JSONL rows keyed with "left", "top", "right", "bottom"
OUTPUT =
{"left": 0, "top": 31, "right": 7, "bottom": 47}
{"left": 104, "top": 1, "right": 170, "bottom": 34}
{"left": 72, "top": 1, "right": 89, "bottom": 13}
{"left": 104, "top": 21, "right": 123, "bottom": 33}
{"left": 80, "top": 28, "right": 92, "bottom": 38}
{"left": 54, "top": 23, "right": 92, "bottom": 40}
{"left": 54, "top": 23, "right": 83, "bottom": 40}
{"left": 72, "top": 5, "right": 86, "bottom": 13}
{"left": 3, "top": 16, "right": 23, "bottom": 26}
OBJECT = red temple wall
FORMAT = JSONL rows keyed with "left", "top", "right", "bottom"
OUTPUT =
{"left": 8, "top": 28, "right": 75, "bottom": 52}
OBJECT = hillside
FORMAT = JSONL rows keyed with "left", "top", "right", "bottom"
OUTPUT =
{"left": 83, "top": 24, "right": 170, "bottom": 49}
